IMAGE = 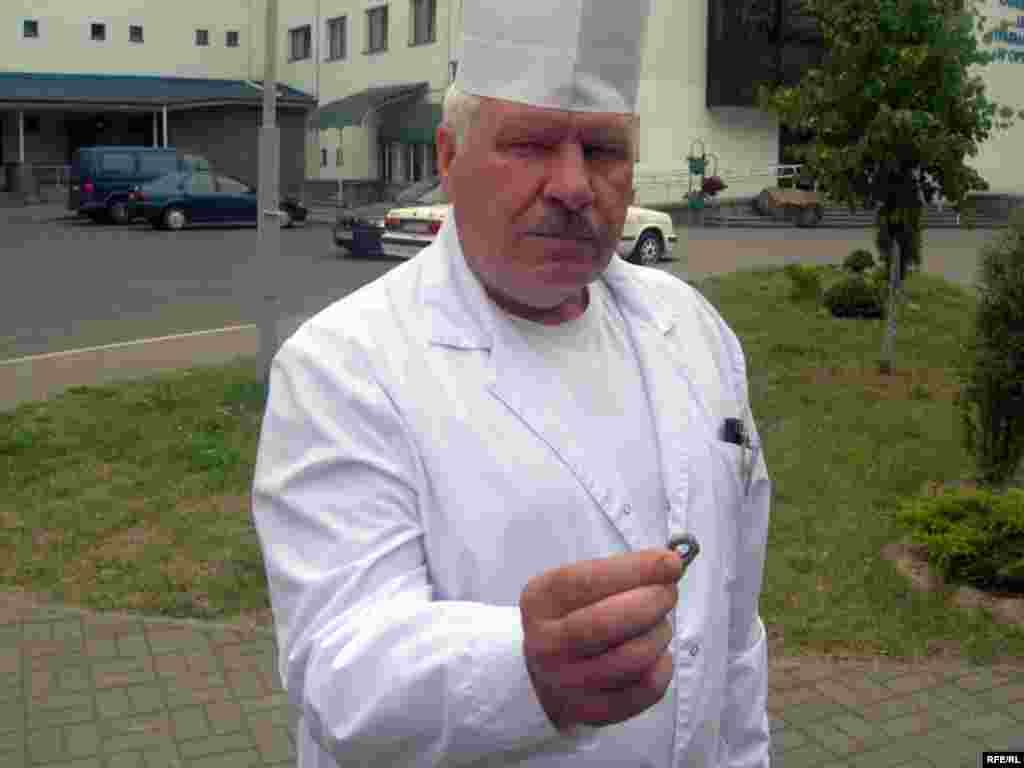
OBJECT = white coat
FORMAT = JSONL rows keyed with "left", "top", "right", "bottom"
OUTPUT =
{"left": 251, "top": 216, "right": 772, "bottom": 767}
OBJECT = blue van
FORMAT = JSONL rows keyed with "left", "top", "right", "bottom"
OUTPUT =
{"left": 68, "top": 146, "right": 210, "bottom": 224}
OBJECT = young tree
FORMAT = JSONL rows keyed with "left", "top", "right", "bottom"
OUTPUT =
{"left": 759, "top": 0, "right": 1023, "bottom": 374}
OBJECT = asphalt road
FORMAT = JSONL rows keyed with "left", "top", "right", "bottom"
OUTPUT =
{"left": 1, "top": 205, "right": 1000, "bottom": 360}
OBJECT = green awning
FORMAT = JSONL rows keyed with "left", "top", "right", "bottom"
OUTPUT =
{"left": 378, "top": 101, "right": 443, "bottom": 144}
{"left": 313, "top": 82, "right": 428, "bottom": 131}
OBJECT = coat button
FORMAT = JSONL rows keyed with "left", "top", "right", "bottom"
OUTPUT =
{"left": 621, "top": 503, "right": 632, "bottom": 516}
{"left": 689, "top": 643, "right": 700, "bottom": 657}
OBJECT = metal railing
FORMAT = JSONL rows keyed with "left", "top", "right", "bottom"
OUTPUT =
{"left": 633, "top": 163, "right": 812, "bottom": 204}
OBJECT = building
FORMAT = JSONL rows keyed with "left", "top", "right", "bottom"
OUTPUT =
{"left": 0, "top": 0, "right": 316, "bottom": 198}
{"left": 2, "top": 0, "right": 1022, "bottom": 205}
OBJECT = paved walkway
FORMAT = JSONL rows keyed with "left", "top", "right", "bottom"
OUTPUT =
{"left": 1, "top": 590, "right": 1022, "bottom": 768}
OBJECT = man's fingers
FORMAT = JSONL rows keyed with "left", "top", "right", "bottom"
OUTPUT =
{"left": 521, "top": 549, "right": 682, "bottom": 623}
{"left": 562, "top": 583, "right": 677, "bottom": 658}
{"left": 555, "top": 618, "right": 674, "bottom": 691}
{"left": 572, "top": 651, "right": 675, "bottom": 727}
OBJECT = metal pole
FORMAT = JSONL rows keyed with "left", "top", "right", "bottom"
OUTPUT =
{"left": 153, "top": 112, "right": 158, "bottom": 147}
{"left": 258, "top": 0, "right": 282, "bottom": 383}
{"left": 18, "top": 110, "right": 25, "bottom": 162}
{"left": 162, "top": 106, "right": 168, "bottom": 148}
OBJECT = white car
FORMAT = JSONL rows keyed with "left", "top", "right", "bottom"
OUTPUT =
{"left": 379, "top": 184, "right": 677, "bottom": 266}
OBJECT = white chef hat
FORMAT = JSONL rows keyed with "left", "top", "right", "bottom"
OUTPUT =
{"left": 455, "top": 0, "right": 652, "bottom": 115}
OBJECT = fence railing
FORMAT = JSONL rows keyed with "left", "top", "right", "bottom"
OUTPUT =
{"left": 633, "top": 163, "right": 812, "bottom": 204}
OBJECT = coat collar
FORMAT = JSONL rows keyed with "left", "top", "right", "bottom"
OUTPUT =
{"left": 418, "top": 216, "right": 695, "bottom": 549}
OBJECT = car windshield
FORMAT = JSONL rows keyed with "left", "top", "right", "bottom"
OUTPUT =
{"left": 394, "top": 177, "right": 442, "bottom": 203}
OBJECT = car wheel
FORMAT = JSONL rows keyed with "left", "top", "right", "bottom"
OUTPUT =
{"left": 164, "top": 207, "right": 187, "bottom": 231}
{"left": 633, "top": 231, "right": 665, "bottom": 266}
{"left": 108, "top": 201, "right": 131, "bottom": 225}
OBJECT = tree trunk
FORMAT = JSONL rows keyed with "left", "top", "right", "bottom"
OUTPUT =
{"left": 878, "top": 228, "right": 902, "bottom": 376}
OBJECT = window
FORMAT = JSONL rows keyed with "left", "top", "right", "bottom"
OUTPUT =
{"left": 320, "top": 149, "right": 328, "bottom": 167}
{"left": 129, "top": 25, "right": 144, "bottom": 43}
{"left": 196, "top": 29, "right": 209, "bottom": 46}
{"left": 366, "top": 6, "right": 388, "bottom": 53}
{"left": 226, "top": 30, "right": 240, "bottom": 47}
{"left": 91, "top": 23, "right": 106, "bottom": 42}
{"left": 185, "top": 172, "right": 216, "bottom": 195}
{"left": 137, "top": 153, "right": 179, "bottom": 175}
{"left": 218, "top": 176, "right": 251, "bottom": 194}
{"left": 23, "top": 20, "right": 39, "bottom": 38}
{"left": 326, "top": 16, "right": 346, "bottom": 60}
{"left": 410, "top": 0, "right": 435, "bottom": 45}
{"left": 449, "top": 60, "right": 458, "bottom": 83}
{"left": 290, "top": 25, "right": 312, "bottom": 61}
{"left": 100, "top": 153, "right": 136, "bottom": 175}
{"left": 336, "top": 146, "right": 344, "bottom": 166}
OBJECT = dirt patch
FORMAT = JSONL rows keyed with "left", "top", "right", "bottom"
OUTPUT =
{"left": 176, "top": 492, "right": 251, "bottom": 518}
{"left": 803, "top": 366, "right": 960, "bottom": 402}
{"left": 87, "top": 521, "right": 174, "bottom": 562}
{"left": 881, "top": 541, "right": 1024, "bottom": 630}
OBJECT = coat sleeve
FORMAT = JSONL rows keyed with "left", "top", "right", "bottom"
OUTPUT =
{"left": 251, "top": 324, "right": 596, "bottom": 767}
{"left": 715, "top": 315, "right": 773, "bottom": 768}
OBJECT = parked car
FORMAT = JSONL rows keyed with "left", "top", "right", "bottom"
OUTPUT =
{"left": 68, "top": 146, "right": 210, "bottom": 224}
{"left": 132, "top": 170, "right": 307, "bottom": 230}
{"left": 333, "top": 177, "right": 445, "bottom": 257}
{"left": 379, "top": 182, "right": 678, "bottom": 265}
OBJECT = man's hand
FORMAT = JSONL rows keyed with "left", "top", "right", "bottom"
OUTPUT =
{"left": 519, "top": 549, "right": 683, "bottom": 733}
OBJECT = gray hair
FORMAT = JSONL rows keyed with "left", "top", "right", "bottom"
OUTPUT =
{"left": 441, "top": 83, "right": 483, "bottom": 148}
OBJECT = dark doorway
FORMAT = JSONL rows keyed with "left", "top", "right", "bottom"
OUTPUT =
{"left": 64, "top": 113, "right": 157, "bottom": 162}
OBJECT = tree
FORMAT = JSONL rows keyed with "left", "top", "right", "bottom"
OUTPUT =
{"left": 759, "top": 0, "right": 1023, "bottom": 374}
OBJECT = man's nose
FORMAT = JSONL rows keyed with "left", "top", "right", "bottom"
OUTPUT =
{"left": 544, "top": 141, "right": 596, "bottom": 213}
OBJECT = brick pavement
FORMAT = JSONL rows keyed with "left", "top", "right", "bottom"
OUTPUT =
{"left": 1, "top": 591, "right": 1022, "bottom": 768}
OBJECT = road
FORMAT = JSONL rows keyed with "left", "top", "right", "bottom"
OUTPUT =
{"left": 0, "top": 205, "right": 1001, "bottom": 361}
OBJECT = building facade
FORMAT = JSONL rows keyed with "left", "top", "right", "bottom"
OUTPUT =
{"left": 2, "top": 0, "right": 1022, "bottom": 204}
{"left": 0, "top": 0, "right": 315, "bottom": 197}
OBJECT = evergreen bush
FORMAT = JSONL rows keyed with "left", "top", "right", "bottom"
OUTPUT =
{"left": 823, "top": 276, "right": 884, "bottom": 318}
{"left": 844, "top": 249, "right": 876, "bottom": 274}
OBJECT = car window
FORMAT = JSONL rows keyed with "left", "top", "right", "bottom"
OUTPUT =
{"left": 417, "top": 184, "right": 449, "bottom": 205}
{"left": 99, "top": 153, "right": 136, "bottom": 176}
{"left": 142, "top": 173, "right": 186, "bottom": 193}
{"left": 217, "top": 176, "right": 251, "bottom": 194}
{"left": 137, "top": 153, "right": 179, "bottom": 176}
{"left": 185, "top": 172, "right": 217, "bottom": 195}
{"left": 182, "top": 154, "right": 211, "bottom": 172}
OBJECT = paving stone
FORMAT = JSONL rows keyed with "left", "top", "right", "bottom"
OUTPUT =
{"left": 955, "top": 669, "right": 1013, "bottom": 692}
{"left": 178, "top": 731, "right": 255, "bottom": 759}
{"left": 27, "top": 693, "right": 95, "bottom": 729}
{"left": 65, "top": 722, "right": 101, "bottom": 757}
{"left": 27, "top": 726, "right": 64, "bottom": 763}
{"left": 226, "top": 669, "right": 269, "bottom": 700}
{"left": 846, "top": 738, "right": 922, "bottom": 768}
{"left": 85, "top": 638, "right": 119, "bottom": 660}
{"left": 106, "top": 753, "right": 145, "bottom": 768}
{"left": 954, "top": 711, "right": 1021, "bottom": 735}
{"left": 929, "top": 684, "right": 992, "bottom": 713}
{"left": 774, "top": 700, "right": 849, "bottom": 726}
{"left": 205, "top": 701, "right": 244, "bottom": 735}
{"left": 153, "top": 655, "right": 187, "bottom": 679}
{"left": 57, "top": 665, "right": 93, "bottom": 693}
{"left": 170, "top": 706, "right": 209, "bottom": 741}
{"left": 881, "top": 711, "right": 956, "bottom": 739}
{"left": 144, "top": 629, "right": 211, "bottom": 656}
{"left": 141, "top": 746, "right": 184, "bottom": 768}
{"left": 0, "top": 647, "right": 20, "bottom": 675}
{"left": 0, "top": 627, "right": 23, "bottom": 645}
{"left": 981, "top": 683, "right": 1024, "bottom": 710}
{"left": 913, "top": 732, "right": 988, "bottom": 765}
{"left": 93, "top": 658, "right": 155, "bottom": 689}
{"left": 0, "top": 698, "right": 25, "bottom": 732}
{"left": 23, "top": 623, "right": 53, "bottom": 643}
{"left": 245, "top": 708, "right": 290, "bottom": 733}
{"left": 772, "top": 743, "right": 837, "bottom": 768}
{"left": 882, "top": 672, "right": 945, "bottom": 696}
{"left": 804, "top": 721, "right": 870, "bottom": 756}
{"left": 116, "top": 635, "right": 151, "bottom": 659}
{"left": 239, "top": 693, "right": 287, "bottom": 713}
{"left": 163, "top": 680, "right": 231, "bottom": 709}
{"left": 102, "top": 714, "right": 173, "bottom": 754}
{"left": 187, "top": 749, "right": 261, "bottom": 768}
{"left": 52, "top": 619, "right": 84, "bottom": 643}
{"left": 252, "top": 725, "right": 295, "bottom": 764}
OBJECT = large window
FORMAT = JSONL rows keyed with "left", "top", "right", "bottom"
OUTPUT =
{"left": 23, "top": 20, "right": 39, "bottom": 38}
{"left": 326, "top": 16, "right": 346, "bottom": 60}
{"left": 195, "top": 28, "right": 210, "bottom": 46}
{"left": 90, "top": 23, "right": 106, "bottom": 42}
{"left": 366, "top": 6, "right": 388, "bottom": 54}
{"left": 290, "top": 25, "right": 312, "bottom": 61}
{"left": 410, "top": 0, "right": 436, "bottom": 45}
{"left": 129, "top": 25, "right": 144, "bottom": 43}
{"left": 226, "top": 30, "right": 240, "bottom": 47}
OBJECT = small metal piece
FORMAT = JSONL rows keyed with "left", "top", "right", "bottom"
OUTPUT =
{"left": 668, "top": 533, "right": 700, "bottom": 575}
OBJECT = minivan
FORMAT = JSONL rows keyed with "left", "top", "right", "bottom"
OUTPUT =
{"left": 69, "top": 146, "right": 210, "bottom": 224}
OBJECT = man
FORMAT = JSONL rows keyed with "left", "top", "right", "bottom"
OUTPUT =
{"left": 251, "top": 0, "right": 772, "bottom": 765}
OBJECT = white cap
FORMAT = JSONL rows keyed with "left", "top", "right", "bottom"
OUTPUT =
{"left": 456, "top": 0, "right": 652, "bottom": 115}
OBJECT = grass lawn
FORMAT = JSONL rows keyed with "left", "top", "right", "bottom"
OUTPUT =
{"left": 2, "top": 264, "right": 1022, "bottom": 664}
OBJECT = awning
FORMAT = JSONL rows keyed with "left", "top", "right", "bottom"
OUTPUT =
{"left": 313, "top": 82, "right": 428, "bottom": 131}
{"left": 378, "top": 101, "right": 443, "bottom": 144}
{"left": 0, "top": 72, "right": 315, "bottom": 109}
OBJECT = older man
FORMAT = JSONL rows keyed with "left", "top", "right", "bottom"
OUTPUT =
{"left": 251, "top": 1, "right": 771, "bottom": 766}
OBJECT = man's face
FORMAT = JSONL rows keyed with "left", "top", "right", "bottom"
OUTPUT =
{"left": 437, "top": 97, "right": 636, "bottom": 319}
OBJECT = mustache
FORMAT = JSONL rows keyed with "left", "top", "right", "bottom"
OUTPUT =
{"left": 526, "top": 212, "right": 601, "bottom": 241}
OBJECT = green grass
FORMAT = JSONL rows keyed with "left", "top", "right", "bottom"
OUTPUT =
{"left": 1, "top": 265, "right": 1022, "bottom": 664}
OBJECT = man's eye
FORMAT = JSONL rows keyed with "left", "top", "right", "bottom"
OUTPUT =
{"left": 584, "top": 144, "right": 626, "bottom": 158}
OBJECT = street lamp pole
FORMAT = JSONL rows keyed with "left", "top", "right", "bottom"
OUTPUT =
{"left": 258, "top": 0, "right": 282, "bottom": 386}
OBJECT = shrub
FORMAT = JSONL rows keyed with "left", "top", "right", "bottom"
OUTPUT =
{"left": 957, "top": 226, "right": 1024, "bottom": 486}
{"left": 823, "top": 276, "right": 884, "bottom": 318}
{"left": 895, "top": 487, "right": 1024, "bottom": 591}
{"left": 783, "top": 263, "right": 822, "bottom": 302}
{"left": 844, "top": 249, "right": 876, "bottom": 274}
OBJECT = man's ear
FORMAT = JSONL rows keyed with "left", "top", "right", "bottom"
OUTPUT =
{"left": 436, "top": 125, "right": 457, "bottom": 196}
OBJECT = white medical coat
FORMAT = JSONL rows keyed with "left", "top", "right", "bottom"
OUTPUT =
{"left": 251, "top": 216, "right": 772, "bottom": 767}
